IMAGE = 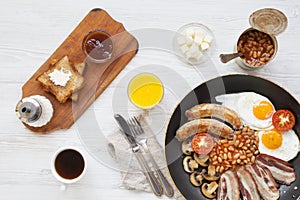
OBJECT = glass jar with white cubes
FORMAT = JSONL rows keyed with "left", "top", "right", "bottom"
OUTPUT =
{"left": 173, "top": 23, "right": 215, "bottom": 65}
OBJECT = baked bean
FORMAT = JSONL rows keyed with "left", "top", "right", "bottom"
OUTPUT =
{"left": 212, "top": 155, "right": 217, "bottom": 161}
{"left": 249, "top": 50, "right": 253, "bottom": 57}
{"left": 228, "top": 146, "right": 234, "bottom": 151}
{"left": 267, "top": 45, "right": 273, "bottom": 51}
{"left": 238, "top": 142, "right": 244, "bottom": 148}
{"left": 253, "top": 51, "right": 257, "bottom": 58}
{"left": 220, "top": 166, "right": 224, "bottom": 173}
{"left": 218, "top": 157, "right": 222, "bottom": 162}
{"left": 224, "top": 147, "right": 228, "bottom": 153}
{"left": 237, "top": 29, "right": 275, "bottom": 67}
{"left": 259, "top": 38, "right": 266, "bottom": 44}
{"left": 257, "top": 51, "right": 261, "bottom": 57}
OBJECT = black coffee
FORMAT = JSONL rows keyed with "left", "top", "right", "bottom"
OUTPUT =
{"left": 54, "top": 149, "right": 85, "bottom": 180}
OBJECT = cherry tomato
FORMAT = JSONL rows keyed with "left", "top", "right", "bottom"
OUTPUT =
{"left": 191, "top": 133, "right": 214, "bottom": 155}
{"left": 272, "top": 109, "right": 296, "bottom": 132}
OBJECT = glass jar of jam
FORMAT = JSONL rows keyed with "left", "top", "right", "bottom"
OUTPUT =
{"left": 82, "top": 30, "right": 114, "bottom": 63}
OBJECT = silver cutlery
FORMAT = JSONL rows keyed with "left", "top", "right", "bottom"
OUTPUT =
{"left": 128, "top": 116, "right": 174, "bottom": 197}
{"left": 114, "top": 114, "right": 163, "bottom": 197}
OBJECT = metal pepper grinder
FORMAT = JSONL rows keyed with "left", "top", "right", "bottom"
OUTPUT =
{"left": 15, "top": 95, "right": 53, "bottom": 127}
{"left": 16, "top": 97, "right": 42, "bottom": 123}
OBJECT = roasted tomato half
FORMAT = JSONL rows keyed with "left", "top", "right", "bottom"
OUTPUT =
{"left": 191, "top": 133, "right": 214, "bottom": 155}
{"left": 272, "top": 109, "right": 296, "bottom": 132}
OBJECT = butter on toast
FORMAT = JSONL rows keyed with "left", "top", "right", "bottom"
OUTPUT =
{"left": 37, "top": 56, "right": 84, "bottom": 103}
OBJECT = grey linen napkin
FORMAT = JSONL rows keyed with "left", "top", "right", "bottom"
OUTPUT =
{"left": 106, "top": 112, "right": 184, "bottom": 199}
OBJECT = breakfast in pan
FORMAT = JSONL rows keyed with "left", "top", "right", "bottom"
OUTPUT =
{"left": 176, "top": 91, "right": 298, "bottom": 199}
{"left": 165, "top": 74, "right": 300, "bottom": 200}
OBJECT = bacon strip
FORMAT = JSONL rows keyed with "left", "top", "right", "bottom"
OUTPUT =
{"left": 246, "top": 163, "right": 279, "bottom": 200}
{"left": 217, "top": 170, "right": 240, "bottom": 200}
{"left": 236, "top": 166, "right": 260, "bottom": 200}
{"left": 255, "top": 154, "right": 296, "bottom": 185}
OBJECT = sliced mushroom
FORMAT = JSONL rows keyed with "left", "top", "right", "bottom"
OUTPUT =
{"left": 182, "top": 138, "right": 193, "bottom": 155}
{"left": 190, "top": 172, "right": 203, "bottom": 187}
{"left": 183, "top": 156, "right": 199, "bottom": 173}
{"left": 202, "top": 164, "right": 220, "bottom": 181}
{"left": 201, "top": 181, "right": 218, "bottom": 199}
{"left": 194, "top": 153, "right": 209, "bottom": 167}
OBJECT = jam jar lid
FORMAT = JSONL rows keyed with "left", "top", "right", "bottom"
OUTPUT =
{"left": 249, "top": 8, "right": 288, "bottom": 36}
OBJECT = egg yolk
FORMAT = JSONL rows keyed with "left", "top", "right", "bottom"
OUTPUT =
{"left": 261, "top": 130, "right": 282, "bottom": 149}
{"left": 253, "top": 101, "right": 274, "bottom": 120}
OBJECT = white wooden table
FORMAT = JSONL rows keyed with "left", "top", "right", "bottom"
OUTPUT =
{"left": 1, "top": 0, "right": 300, "bottom": 199}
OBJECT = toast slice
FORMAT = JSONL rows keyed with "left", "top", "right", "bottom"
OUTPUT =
{"left": 37, "top": 56, "right": 84, "bottom": 103}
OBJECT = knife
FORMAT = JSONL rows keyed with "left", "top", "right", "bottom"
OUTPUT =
{"left": 114, "top": 114, "right": 163, "bottom": 197}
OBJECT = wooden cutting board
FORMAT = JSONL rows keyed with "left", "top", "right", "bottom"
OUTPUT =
{"left": 21, "top": 8, "right": 138, "bottom": 133}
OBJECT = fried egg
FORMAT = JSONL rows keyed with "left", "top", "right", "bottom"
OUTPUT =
{"left": 257, "top": 129, "right": 299, "bottom": 161}
{"left": 216, "top": 92, "right": 275, "bottom": 129}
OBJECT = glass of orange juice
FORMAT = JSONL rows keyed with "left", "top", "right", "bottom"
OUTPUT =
{"left": 128, "top": 73, "right": 164, "bottom": 109}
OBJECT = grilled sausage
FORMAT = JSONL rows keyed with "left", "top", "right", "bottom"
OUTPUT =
{"left": 185, "top": 103, "right": 243, "bottom": 129}
{"left": 176, "top": 118, "right": 234, "bottom": 142}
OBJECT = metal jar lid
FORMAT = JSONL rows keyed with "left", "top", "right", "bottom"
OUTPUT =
{"left": 16, "top": 97, "right": 42, "bottom": 123}
{"left": 249, "top": 8, "right": 288, "bottom": 36}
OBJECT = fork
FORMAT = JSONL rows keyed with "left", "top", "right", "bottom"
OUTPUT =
{"left": 128, "top": 117, "right": 174, "bottom": 197}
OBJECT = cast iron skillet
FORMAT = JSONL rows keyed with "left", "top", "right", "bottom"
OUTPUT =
{"left": 165, "top": 74, "right": 300, "bottom": 200}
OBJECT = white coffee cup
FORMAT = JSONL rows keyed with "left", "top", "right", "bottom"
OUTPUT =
{"left": 51, "top": 146, "right": 87, "bottom": 190}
